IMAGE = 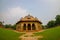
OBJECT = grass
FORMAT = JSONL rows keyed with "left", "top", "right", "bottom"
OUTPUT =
{"left": 0, "top": 26, "right": 60, "bottom": 40}
{"left": 34, "top": 26, "right": 60, "bottom": 40}
{"left": 0, "top": 28, "right": 24, "bottom": 40}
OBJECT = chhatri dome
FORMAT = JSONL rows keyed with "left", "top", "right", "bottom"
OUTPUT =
{"left": 16, "top": 14, "right": 42, "bottom": 32}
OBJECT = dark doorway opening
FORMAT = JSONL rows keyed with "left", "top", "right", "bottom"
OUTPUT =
{"left": 23, "top": 24, "right": 26, "bottom": 30}
{"left": 32, "top": 24, "right": 36, "bottom": 30}
{"left": 28, "top": 24, "right": 31, "bottom": 30}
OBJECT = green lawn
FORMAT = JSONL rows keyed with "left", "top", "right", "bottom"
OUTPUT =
{"left": 34, "top": 26, "right": 60, "bottom": 40}
{"left": 0, "top": 28, "right": 23, "bottom": 40}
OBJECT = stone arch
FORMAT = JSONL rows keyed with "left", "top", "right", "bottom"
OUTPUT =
{"left": 32, "top": 23, "right": 36, "bottom": 30}
{"left": 28, "top": 24, "right": 31, "bottom": 30}
{"left": 23, "top": 24, "right": 26, "bottom": 30}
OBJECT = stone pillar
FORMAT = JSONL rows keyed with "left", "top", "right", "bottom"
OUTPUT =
{"left": 21, "top": 23, "right": 23, "bottom": 31}
{"left": 35, "top": 23, "right": 39, "bottom": 31}
{"left": 16, "top": 24, "right": 21, "bottom": 31}
{"left": 26, "top": 23, "right": 28, "bottom": 32}
{"left": 16, "top": 25, "right": 18, "bottom": 31}
{"left": 39, "top": 24, "right": 42, "bottom": 30}
{"left": 31, "top": 23, "right": 32, "bottom": 31}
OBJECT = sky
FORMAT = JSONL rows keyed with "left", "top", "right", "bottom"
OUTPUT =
{"left": 0, "top": 0, "right": 60, "bottom": 25}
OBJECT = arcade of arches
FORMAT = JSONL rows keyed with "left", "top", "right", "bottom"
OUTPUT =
{"left": 16, "top": 14, "right": 42, "bottom": 32}
{"left": 23, "top": 23, "right": 35, "bottom": 30}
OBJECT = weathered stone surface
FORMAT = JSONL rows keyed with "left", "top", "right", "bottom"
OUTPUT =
{"left": 16, "top": 15, "right": 42, "bottom": 32}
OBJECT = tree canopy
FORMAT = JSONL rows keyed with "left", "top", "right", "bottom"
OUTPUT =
{"left": 46, "top": 15, "right": 60, "bottom": 28}
{"left": 55, "top": 15, "right": 60, "bottom": 25}
{"left": 47, "top": 20, "right": 55, "bottom": 28}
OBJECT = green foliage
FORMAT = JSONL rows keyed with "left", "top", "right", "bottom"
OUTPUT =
{"left": 41, "top": 25, "right": 46, "bottom": 29}
{"left": 41, "top": 25, "right": 44, "bottom": 29}
{"left": 0, "top": 22, "right": 3, "bottom": 26}
{"left": 12, "top": 24, "right": 16, "bottom": 30}
{"left": 46, "top": 15, "right": 60, "bottom": 28}
{"left": 4, "top": 24, "right": 12, "bottom": 28}
{"left": 0, "top": 22, "right": 2, "bottom": 25}
{"left": 55, "top": 15, "right": 60, "bottom": 25}
{"left": 47, "top": 20, "right": 55, "bottom": 28}
{"left": 4, "top": 24, "right": 16, "bottom": 30}
{"left": 34, "top": 26, "right": 60, "bottom": 40}
{"left": 0, "top": 28, "right": 23, "bottom": 40}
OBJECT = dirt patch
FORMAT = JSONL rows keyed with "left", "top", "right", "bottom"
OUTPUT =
{"left": 19, "top": 32, "right": 43, "bottom": 40}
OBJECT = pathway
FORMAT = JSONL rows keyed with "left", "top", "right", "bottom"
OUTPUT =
{"left": 19, "top": 31, "right": 43, "bottom": 40}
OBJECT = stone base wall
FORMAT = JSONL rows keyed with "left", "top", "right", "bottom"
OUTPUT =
{"left": 16, "top": 22, "right": 42, "bottom": 32}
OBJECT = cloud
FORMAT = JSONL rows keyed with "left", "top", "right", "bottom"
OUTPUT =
{"left": 0, "top": 7, "right": 28, "bottom": 24}
{"left": 7, "top": 7, "right": 28, "bottom": 17}
{"left": 0, "top": 0, "right": 60, "bottom": 25}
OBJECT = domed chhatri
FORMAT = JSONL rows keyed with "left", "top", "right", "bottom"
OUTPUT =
{"left": 16, "top": 14, "right": 42, "bottom": 32}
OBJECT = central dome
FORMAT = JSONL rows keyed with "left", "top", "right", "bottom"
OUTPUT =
{"left": 16, "top": 14, "right": 42, "bottom": 24}
{"left": 20, "top": 14, "right": 39, "bottom": 21}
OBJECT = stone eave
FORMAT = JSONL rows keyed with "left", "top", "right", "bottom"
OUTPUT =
{"left": 16, "top": 20, "right": 42, "bottom": 24}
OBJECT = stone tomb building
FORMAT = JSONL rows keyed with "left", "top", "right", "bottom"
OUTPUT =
{"left": 16, "top": 15, "right": 42, "bottom": 32}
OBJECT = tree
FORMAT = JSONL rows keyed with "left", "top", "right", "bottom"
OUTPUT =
{"left": 42, "top": 25, "right": 47, "bottom": 29}
{"left": 55, "top": 15, "right": 60, "bottom": 25}
{"left": 47, "top": 20, "right": 55, "bottom": 28}
{"left": 11, "top": 24, "right": 16, "bottom": 30}
{"left": 4, "top": 24, "right": 12, "bottom": 28}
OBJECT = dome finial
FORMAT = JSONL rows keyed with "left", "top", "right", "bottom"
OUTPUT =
{"left": 28, "top": 14, "right": 30, "bottom": 16}
{"left": 27, "top": 14, "right": 31, "bottom": 18}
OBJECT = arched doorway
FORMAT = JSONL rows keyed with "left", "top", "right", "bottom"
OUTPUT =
{"left": 23, "top": 24, "right": 26, "bottom": 30}
{"left": 28, "top": 24, "right": 31, "bottom": 30}
{"left": 32, "top": 24, "right": 36, "bottom": 30}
